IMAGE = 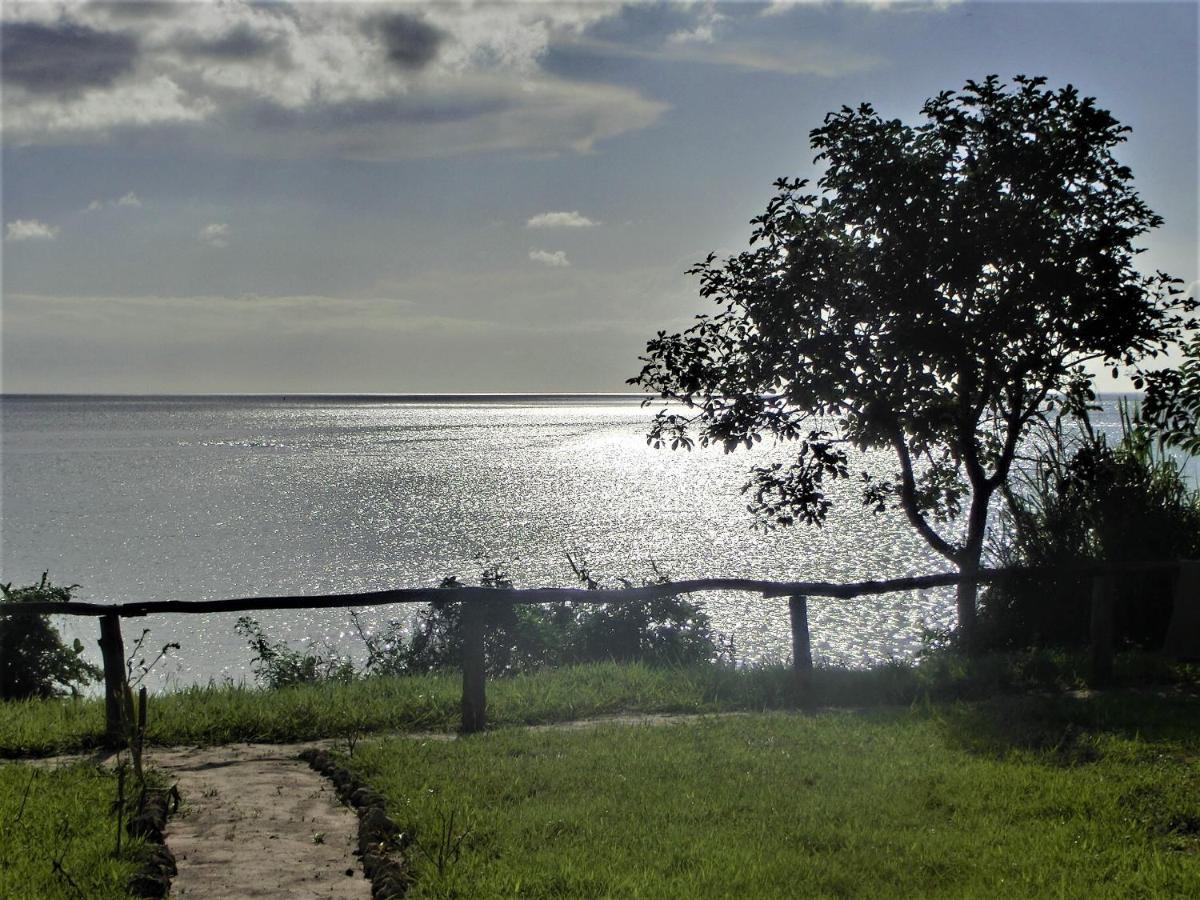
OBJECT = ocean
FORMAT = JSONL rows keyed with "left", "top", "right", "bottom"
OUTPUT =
{"left": 0, "top": 393, "right": 1162, "bottom": 688}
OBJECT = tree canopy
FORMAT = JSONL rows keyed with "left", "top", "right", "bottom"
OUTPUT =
{"left": 630, "top": 75, "right": 1195, "bottom": 644}
{"left": 1143, "top": 333, "right": 1200, "bottom": 454}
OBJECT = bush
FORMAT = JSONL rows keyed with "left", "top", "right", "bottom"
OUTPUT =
{"left": 375, "top": 558, "right": 722, "bottom": 677}
{"left": 0, "top": 574, "right": 101, "bottom": 700}
{"left": 981, "top": 412, "right": 1200, "bottom": 649}
{"left": 235, "top": 558, "right": 726, "bottom": 687}
{"left": 235, "top": 616, "right": 355, "bottom": 689}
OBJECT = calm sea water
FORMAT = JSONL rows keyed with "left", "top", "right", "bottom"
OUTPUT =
{"left": 0, "top": 393, "right": 1160, "bottom": 688}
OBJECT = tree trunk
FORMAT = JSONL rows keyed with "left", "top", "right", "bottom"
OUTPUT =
{"left": 954, "top": 481, "right": 994, "bottom": 656}
{"left": 955, "top": 557, "right": 979, "bottom": 654}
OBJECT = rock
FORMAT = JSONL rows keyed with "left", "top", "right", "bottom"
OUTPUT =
{"left": 351, "top": 787, "right": 385, "bottom": 809}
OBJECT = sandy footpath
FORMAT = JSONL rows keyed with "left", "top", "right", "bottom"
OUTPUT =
{"left": 21, "top": 714, "right": 746, "bottom": 897}
{"left": 149, "top": 742, "right": 371, "bottom": 899}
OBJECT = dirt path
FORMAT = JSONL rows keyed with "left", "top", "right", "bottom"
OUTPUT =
{"left": 149, "top": 742, "right": 371, "bottom": 900}
{"left": 22, "top": 713, "right": 753, "bottom": 897}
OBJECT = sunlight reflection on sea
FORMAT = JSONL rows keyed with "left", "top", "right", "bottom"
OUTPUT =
{"left": 0, "top": 393, "right": 1164, "bottom": 688}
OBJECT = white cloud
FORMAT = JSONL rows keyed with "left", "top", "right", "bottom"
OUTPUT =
{"left": 526, "top": 211, "right": 597, "bottom": 229}
{"left": 529, "top": 248, "right": 570, "bottom": 267}
{"left": 86, "top": 191, "right": 143, "bottom": 211}
{"left": 199, "top": 222, "right": 229, "bottom": 248}
{"left": 666, "top": 5, "right": 726, "bottom": 45}
{"left": 5, "top": 219, "right": 59, "bottom": 241}
{"left": 761, "top": 0, "right": 961, "bottom": 14}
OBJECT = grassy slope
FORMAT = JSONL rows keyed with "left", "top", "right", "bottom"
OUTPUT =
{"left": 1, "top": 654, "right": 1195, "bottom": 756}
{"left": 349, "top": 707, "right": 1200, "bottom": 898}
{"left": 0, "top": 762, "right": 144, "bottom": 899}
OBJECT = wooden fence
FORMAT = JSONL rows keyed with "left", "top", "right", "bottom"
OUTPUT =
{"left": 5, "top": 560, "right": 1192, "bottom": 743}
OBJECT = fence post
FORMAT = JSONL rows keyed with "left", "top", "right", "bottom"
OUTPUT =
{"left": 98, "top": 613, "right": 127, "bottom": 746}
{"left": 460, "top": 601, "right": 487, "bottom": 733}
{"left": 788, "top": 595, "right": 813, "bottom": 707}
{"left": 1089, "top": 574, "right": 1116, "bottom": 686}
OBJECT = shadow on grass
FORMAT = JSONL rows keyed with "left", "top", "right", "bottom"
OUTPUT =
{"left": 933, "top": 689, "right": 1200, "bottom": 763}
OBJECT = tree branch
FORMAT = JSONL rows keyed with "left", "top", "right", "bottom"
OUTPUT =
{"left": 891, "top": 429, "right": 958, "bottom": 560}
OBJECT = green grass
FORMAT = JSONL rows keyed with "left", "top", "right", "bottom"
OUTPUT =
{"left": 347, "top": 703, "right": 1200, "bottom": 898}
{"left": 0, "top": 762, "right": 144, "bottom": 899}
{"left": 2, "top": 654, "right": 1196, "bottom": 756}
{"left": 0, "top": 663, "right": 797, "bottom": 755}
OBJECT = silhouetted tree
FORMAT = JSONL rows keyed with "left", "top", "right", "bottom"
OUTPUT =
{"left": 631, "top": 75, "right": 1194, "bottom": 649}
{"left": 1143, "top": 333, "right": 1200, "bottom": 454}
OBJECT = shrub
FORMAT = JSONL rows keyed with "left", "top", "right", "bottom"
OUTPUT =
{"left": 981, "top": 412, "right": 1200, "bottom": 649}
{"left": 565, "top": 557, "right": 721, "bottom": 667}
{"left": 0, "top": 574, "right": 101, "bottom": 700}
{"left": 235, "top": 616, "right": 355, "bottom": 689}
{"left": 375, "top": 558, "right": 721, "bottom": 677}
{"left": 380, "top": 565, "right": 575, "bottom": 677}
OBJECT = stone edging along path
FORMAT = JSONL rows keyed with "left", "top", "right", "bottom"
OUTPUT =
{"left": 300, "top": 748, "right": 411, "bottom": 899}
{"left": 126, "top": 786, "right": 178, "bottom": 898}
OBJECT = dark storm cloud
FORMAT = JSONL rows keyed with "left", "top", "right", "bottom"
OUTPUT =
{"left": 174, "top": 23, "right": 282, "bottom": 61}
{"left": 2, "top": 21, "right": 139, "bottom": 96}
{"left": 371, "top": 12, "right": 446, "bottom": 71}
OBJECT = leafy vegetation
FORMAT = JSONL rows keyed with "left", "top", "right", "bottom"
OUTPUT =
{"left": 1144, "top": 332, "right": 1200, "bottom": 454}
{"left": 391, "top": 558, "right": 721, "bottom": 677}
{"left": 0, "top": 762, "right": 145, "bottom": 899}
{"left": 235, "top": 615, "right": 356, "bottom": 690}
{"left": 1, "top": 574, "right": 101, "bottom": 700}
{"left": 347, "top": 706, "right": 1199, "bottom": 898}
{"left": 236, "top": 557, "right": 722, "bottom": 689}
{"left": 631, "top": 74, "right": 1195, "bottom": 648}
{"left": 983, "top": 411, "right": 1200, "bottom": 648}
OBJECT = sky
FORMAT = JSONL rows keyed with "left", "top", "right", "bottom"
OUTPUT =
{"left": 1, "top": 0, "right": 1196, "bottom": 394}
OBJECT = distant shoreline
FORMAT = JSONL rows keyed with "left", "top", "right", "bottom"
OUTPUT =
{"left": 0, "top": 391, "right": 1143, "bottom": 401}
{"left": 0, "top": 392, "right": 649, "bottom": 403}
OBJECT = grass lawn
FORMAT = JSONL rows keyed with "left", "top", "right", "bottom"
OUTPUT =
{"left": 3, "top": 653, "right": 1194, "bottom": 756}
{"left": 0, "top": 762, "right": 145, "bottom": 899}
{"left": 0, "top": 662, "right": 909, "bottom": 756}
{"left": 347, "top": 703, "right": 1200, "bottom": 898}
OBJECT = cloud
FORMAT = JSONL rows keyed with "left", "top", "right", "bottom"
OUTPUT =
{"left": 370, "top": 11, "right": 446, "bottom": 71}
{"left": 761, "top": 0, "right": 961, "bottom": 14}
{"left": 1, "top": 20, "right": 139, "bottom": 96}
{"left": 529, "top": 249, "right": 570, "bottom": 267}
{"left": 560, "top": 2, "right": 882, "bottom": 79}
{"left": 87, "top": 191, "right": 143, "bottom": 210}
{"left": 93, "top": 2, "right": 181, "bottom": 20}
{"left": 190, "top": 76, "right": 666, "bottom": 162}
{"left": 173, "top": 23, "right": 282, "bottom": 61}
{"left": 526, "top": 211, "right": 597, "bottom": 229}
{"left": 5, "top": 219, "right": 59, "bottom": 241}
{"left": 198, "top": 223, "right": 229, "bottom": 248}
{"left": 0, "top": 2, "right": 665, "bottom": 159}
{"left": 666, "top": 6, "right": 727, "bottom": 45}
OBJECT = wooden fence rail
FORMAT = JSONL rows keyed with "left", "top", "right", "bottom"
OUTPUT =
{"left": 1, "top": 559, "right": 1190, "bottom": 742}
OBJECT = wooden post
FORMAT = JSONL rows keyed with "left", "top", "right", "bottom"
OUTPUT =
{"left": 97, "top": 613, "right": 127, "bottom": 746}
{"left": 460, "top": 602, "right": 487, "bottom": 734}
{"left": 1089, "top": 574, "right": 1116, "bottom": 687}
{"left": 789, "top": 595, "right": 814, "bottom": 708}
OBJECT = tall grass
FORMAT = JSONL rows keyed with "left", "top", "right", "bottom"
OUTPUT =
{"left": 0, "top": 762, "right": 144, "bottom": 899}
